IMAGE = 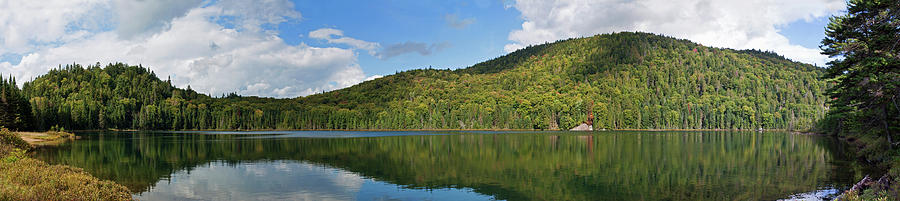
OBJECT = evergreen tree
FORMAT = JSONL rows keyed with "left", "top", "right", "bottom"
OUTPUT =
{"left": 820, "top": 0, "right": 899, "bottom": 144}
{"left": 18, "top": 33, "right": 829, "bottom": 131}
{"left": 0, "top": 75, "right": 33, "bottom": 130}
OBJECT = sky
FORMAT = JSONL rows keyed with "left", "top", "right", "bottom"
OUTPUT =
{"left": 0, "top": 0, "right": 845, "bottom": 98}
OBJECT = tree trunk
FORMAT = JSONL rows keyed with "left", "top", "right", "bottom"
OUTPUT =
{"left": 883, "top": 107, "right": 893, "bottom": 147}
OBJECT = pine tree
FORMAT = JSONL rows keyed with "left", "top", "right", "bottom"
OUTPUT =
{"left": 821, "top": 0, "right": 900, "bottom": 144}
{"left": 0, "top": 76, "right": 32, "bottom": 130}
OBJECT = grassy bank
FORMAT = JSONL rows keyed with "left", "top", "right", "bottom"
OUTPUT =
{"left": 16, "top": 131, "right": 75, "bottom": 146}
{"left": 0, "top": 128, "right": 132, "bottom": 200}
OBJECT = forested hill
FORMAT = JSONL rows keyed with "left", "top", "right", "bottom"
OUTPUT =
{"left": 12, "top": 32, "right": 828, "bottom": 131}
{"left": 300, "top": 32, "right": 828, "bottom": 130}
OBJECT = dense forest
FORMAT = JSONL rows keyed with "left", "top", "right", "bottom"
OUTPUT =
{"left": 4, "top": 32, "right": 828, "bottom": 131}
{"left": 813, "top": 1, "right": 899, "bottom": 197}
{"left": 0, "top": 76, "right": 32, "bottom": 130}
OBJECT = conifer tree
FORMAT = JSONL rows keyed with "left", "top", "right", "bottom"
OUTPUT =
{"left": 821, "top": 0, "right": 899, "bottom": 144}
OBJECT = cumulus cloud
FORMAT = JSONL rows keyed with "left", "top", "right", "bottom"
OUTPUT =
{"left": 0, "top": 0, "right": 109, "bottom": 55}
{"left": 378, "top": 42, "right": 451, "bottom": 59}
{"left": 505, "top": 0, "right": 845, "bottom": 66}
{"left": 307, "top": 28, "right": 449, "bottom": 60}
{"left": 0, "top": 0, "right": 372, "bottom": 98}
{"left": 444, "top": 14, "right": 476, "bottom": 29}
{"left": 113, "top": 0, "right": 204, "bottom": 39}
{"left": 309, "top": 28, "right": 380, "bottom": 56}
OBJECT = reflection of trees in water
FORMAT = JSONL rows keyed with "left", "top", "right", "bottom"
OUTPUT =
{"left": 34, "top": 131, "right": 859, "bottom": 200}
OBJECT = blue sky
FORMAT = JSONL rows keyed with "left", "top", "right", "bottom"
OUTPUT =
{"left": 286, "top": 0, "right": 522, "bottom": 75}
{"left": 0, "top": 0, "right": 845, "bottom": 98}
{"left": 286, "top": 0, "right": 837, "bottom": 74}
{"left": 779, "top": 17, "right": 833, "bottom": 64}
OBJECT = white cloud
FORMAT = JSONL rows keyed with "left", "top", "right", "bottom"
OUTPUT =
{"left": 113, "top": 0, "right": 203, "bottom": 39}
{"left": 364, "top": 75, "right": 383, "bottom": 81}
{"left": 0, "top": 0, "right": 372, "bottom": 98}
{"left": 444, "top": 14, "right": 476, "bottom": 29}
{"left": 0, "top": 0, "right": 110, "bottom": 55}
{"left": 136, "top": 161, "right": 365, "bottom": 201}
{"left": 308, "top": 28, "right": 450, "bottom": 60}
{"left": 309, "top": 28, "right": 380, "bottom": 56}
{"left": 378, "top": 42, "right": 451, "bottom": 59}
{"left": 505, "top": 0, "right": 845, "bottom": 66}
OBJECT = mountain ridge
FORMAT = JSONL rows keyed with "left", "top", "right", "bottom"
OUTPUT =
{"left": 298, "top": 32, "right": 827, "bottom": 130}
{"left": 17, "top": 32, "right": 828, "bottom": 131}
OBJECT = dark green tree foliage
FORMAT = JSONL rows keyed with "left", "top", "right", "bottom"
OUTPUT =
{"left": 23, "top": 63, "right": 305, "bottom": 130}
{"left": 818, "top": 0, "right": 899, "bottom": 144}
{"left": 20, "top": 32, "right": 828, "bottom": 131}
{"left": 305, "top": 32, "right": 828, "bottom": 130}
{"left": 0, "top": 76, "right": 32, "bottom": 130}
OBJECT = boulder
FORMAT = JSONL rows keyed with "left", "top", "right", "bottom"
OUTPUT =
{"left": 569, "top": 123, "right": 593, "bottom": 131}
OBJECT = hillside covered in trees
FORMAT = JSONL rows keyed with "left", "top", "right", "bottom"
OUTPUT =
{"left": 8, "top": 32, "right": 828, "bottom": 131}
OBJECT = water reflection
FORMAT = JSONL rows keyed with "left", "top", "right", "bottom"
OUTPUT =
{"left": 33, "top": 131, "right": 862, "bottom": 200}
{"left": 136, "top": 161, "right": 492, "bottom": 201}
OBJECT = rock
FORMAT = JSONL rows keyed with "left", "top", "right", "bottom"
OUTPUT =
{"left": 570, "top": 123, "right": 593, "bottom": 131}
{"left": 851, "top": 175, "right": 873, "bottom": 193}
{"left": 875, "top": 174, "right": 891, "bottom": 191}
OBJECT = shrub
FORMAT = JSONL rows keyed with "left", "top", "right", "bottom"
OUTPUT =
{"left": 0, "top": 128, "right": 131, "bottom": 200}
{"left": 0, "top": 128, "right": 31, "bottom": 156}
{"left": 1, "top": 148, "right": 26, "bottom": 163}
{"left": 0, "top": 157, "right": 133, "bottom": 201}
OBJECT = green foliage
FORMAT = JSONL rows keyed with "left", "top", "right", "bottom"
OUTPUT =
{"left": 49, "top": 125, "right": 65, "bottom": 132}
{"left": 819, "top": 0, "right": 900, "bottom": 143}
{"left": 818, "top": 1, "right": 900, "bottom": 200}
{"left": 0, "top": 125, "right": 130, "bottom": 200}
{"left": 0, "top": 76, "right": 33, "bottom": 131}
{"left": 303, "top": 32, "right": 827, "bottom": 130}
{"left": 0, "top": 128, "right": 30, "bottom": 156}
{"left": 34, "top": 131, "right": 74, "bottom": 142}
{"left": 1, "top": 148, "right": 26, "bottom": 163}
{"left": 18, "top": 32, "right": 827, "bottom": 131}
{"left": 840, "top": 189, "right": 889, "bottom": 201}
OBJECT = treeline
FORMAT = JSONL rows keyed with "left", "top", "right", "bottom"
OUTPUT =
{"left": 815, "top": 0, "right": 899, "bottom": 165}
{"left": 21, "top": 64, "right": 312, "bottom": 130}
{"left": 304, "top": 32, "right": 828, "bottom": 130}
{"left": 0, "top": 76, "right": 32, "bottom": 130}
{"left": 7, "top": 32, "right": 828, "bottom": 131}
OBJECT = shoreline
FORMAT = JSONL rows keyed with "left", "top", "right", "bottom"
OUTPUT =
{"left": 70, "top": 128, "right": 804, "bottom": 132}
{"left": 16, "top": 131, "right": 76, "bottom": 146}
{"left": 0, "top": 129, "right": 132, "bottom": 200}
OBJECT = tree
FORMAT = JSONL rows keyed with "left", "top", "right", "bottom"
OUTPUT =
{"left": 0, "top": 76, "right": 33, "bottom": 130}
{"left": 821, "top": 0, "right": 900, "bottom": 144}
{"left": 17, "top": 33, "right": 827, "bottom": 131}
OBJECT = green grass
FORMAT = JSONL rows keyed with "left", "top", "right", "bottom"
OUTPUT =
{"left": 0, "top": 128, "right": 132, "bottom": 201}
{"left": 31, "top": 131, "right": 74, "bottom": 141}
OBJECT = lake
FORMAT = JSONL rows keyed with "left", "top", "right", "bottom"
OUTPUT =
{"left": 32, "top": 131, "right": 864, "bottom": 200}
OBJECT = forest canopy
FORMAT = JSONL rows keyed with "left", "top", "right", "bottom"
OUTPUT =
{"left": 6, "top": 32, "right": 828, "bottom": 131}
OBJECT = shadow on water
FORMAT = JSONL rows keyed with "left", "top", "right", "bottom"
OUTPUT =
{"left": 32, "top": 131, "right": 868, "bottom": 200}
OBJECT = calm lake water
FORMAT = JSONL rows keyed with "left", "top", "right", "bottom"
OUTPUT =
{"left": 32, "top": 131, "right": 864, "bottom": 201}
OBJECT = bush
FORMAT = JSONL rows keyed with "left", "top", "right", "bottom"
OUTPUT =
{"left": 1, "top": 148, "right": 26, "bottom": 163}
{"left": 35, "top": 131, "right": 74, "bottom": 141}
{"left": 0, "top": 157, "right": 132, "bottom": 201}
{"left": 0, "top": 128, "right": 31, "bottom": 156}
{"left": 0, "top": 128, "right": 131, "bottom": 200}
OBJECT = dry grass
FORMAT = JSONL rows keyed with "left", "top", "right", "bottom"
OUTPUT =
{"left": 15, "top": 131, "right": 74, "bottom": 146}
{"left": 0, "top": 128, "right": 132, "bottom": 201}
